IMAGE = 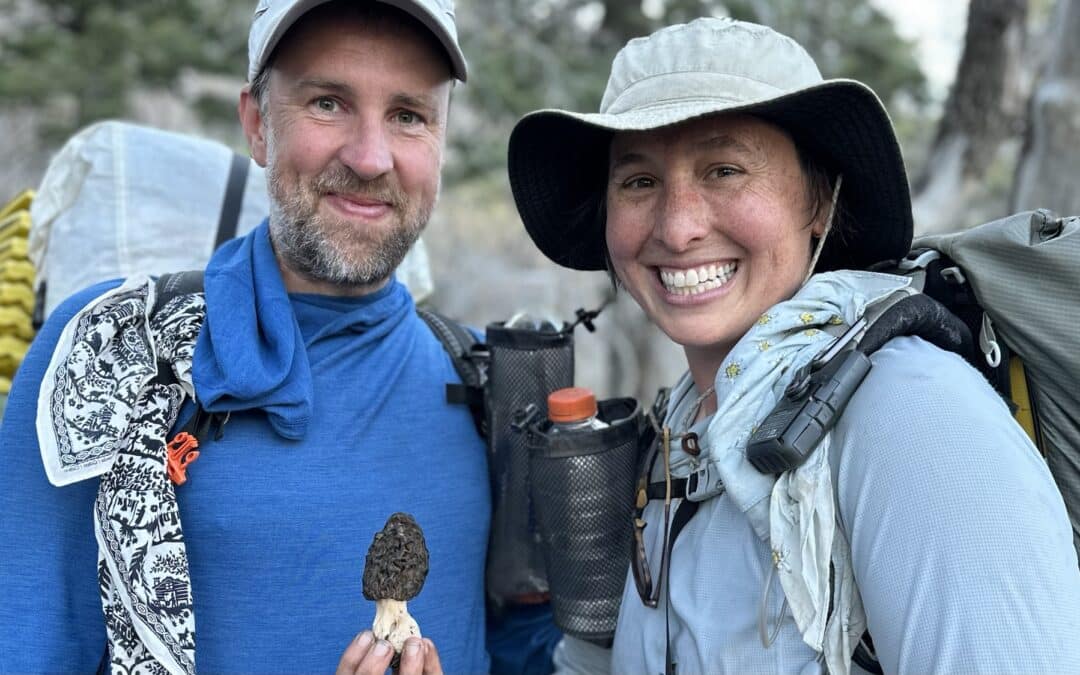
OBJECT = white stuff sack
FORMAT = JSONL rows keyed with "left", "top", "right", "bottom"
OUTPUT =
{"left": 28, "top": 120, "right": 433, "bottom": 320}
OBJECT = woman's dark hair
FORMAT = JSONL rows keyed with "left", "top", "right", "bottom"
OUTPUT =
{"left": 791, "top": 136, "right": 845, "bottom": 240}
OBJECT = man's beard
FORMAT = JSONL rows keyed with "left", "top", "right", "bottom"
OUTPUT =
{"left": 266, "top": 160, "right": 434, "bottom": 288}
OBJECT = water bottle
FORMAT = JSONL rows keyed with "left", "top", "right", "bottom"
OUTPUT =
{"left": 529, "top": 390, "right": 641, "bottom": 646}
{"left": 547, "top": 387, "right": 609, "bottom": 432}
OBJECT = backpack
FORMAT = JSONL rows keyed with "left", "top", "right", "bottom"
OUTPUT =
{"left": 27, "top": 120, "right": 436, "bottom": 328}
{"left": 10, "top": 118, "right": 463, "bottom": 414}
{"left": 0, "top": 190, "right": 35, "bottom": 402}
{"left": 150, "top": 270, "right": 486, "bottom": 451}
{"left": 749, "top": 209, "right": 1079, "bottom": 554}
{"left": 737, "top": 209, "right": 1079, "bottom": 673}
{"left": 884, "top": 209, "right": 1080, "bottom": 553}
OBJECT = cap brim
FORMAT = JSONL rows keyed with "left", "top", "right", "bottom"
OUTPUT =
{"left": 379, "top": 0, "right": 468, "bottom": 82}
{"left": 508, "top": 79, "right": 912, "bottom": 272}
{"left": 250, "top": 0, "right": 467, "bottom": 82}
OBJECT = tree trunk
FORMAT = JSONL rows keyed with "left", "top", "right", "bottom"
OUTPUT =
{"left": 911, "top": 0, "right": 1028, "bottom": 235}
{"left": 600, "top": 0, "right": 653, "bottom": 45}
{"left": 1011, "top": 0, "right": 1080, "bottom": 214}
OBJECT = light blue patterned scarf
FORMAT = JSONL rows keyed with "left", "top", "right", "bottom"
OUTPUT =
{"left": 676, "top": 269, "right": 911, "bottom": 674}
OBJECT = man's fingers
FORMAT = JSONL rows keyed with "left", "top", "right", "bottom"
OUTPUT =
{"left": 422, "top": 638, "right": 444, "bottom": 675}
{"left": 336, "top": 631, "right": 374, "bottom": 674}
{"left": 336, "top": 631, "right": 395, "bottom": 675}
{"left": 397, "top": 637, "right": 427, "bottom": 675}
{"left": 397, "top": 637, "right": 444, "bottom": 675}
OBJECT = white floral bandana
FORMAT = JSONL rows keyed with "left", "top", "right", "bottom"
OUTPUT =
{"left": 37, "top": 275, "right": 206, "bottom": 675}
{"left": 688, "top": 270, "right": 912, "bottom": 675}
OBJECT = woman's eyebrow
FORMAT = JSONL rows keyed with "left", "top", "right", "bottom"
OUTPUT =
{"left": 609, "top": 151, "right": 649, "bottom": 173}
{"left": 697, "top": 134, "right": 756, "bottom": 155}
{"left": 609, "top": 133, "right": 759, "bottom": 173}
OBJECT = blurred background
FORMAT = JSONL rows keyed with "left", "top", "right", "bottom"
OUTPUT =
{"left": 1, "top": 0, "right": 1077, "bottom": 404}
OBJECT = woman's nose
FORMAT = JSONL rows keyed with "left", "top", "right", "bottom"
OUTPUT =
{"left": 654, "top": 182, "right": 711, "bottom": 252}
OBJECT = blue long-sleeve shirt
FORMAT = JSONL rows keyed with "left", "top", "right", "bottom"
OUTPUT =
{"left": 0, "top": 224, "right": 495, "bottom": 672}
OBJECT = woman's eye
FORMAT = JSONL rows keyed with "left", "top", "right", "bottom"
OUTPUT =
{"left": 622, "top": 176, "right": 655, "bottom": 190}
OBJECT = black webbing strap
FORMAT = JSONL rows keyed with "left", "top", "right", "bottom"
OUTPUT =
{"left": 214, "top": 153, "right": 249, "bottom": 250}
{"left": 152, "top": 270, "right": 205, "bottom": 317}
{"left": 664, "top": 497, "right": 700, "bottom": 675}
{"left": 647, "top": 478, "right": 687, "bottom": 500}
{"left": 415, "top": 307, "right": 486, "bottom": 437}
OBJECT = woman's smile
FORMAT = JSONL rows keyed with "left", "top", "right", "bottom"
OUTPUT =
{"left": 657, "top": 261, "right": 738, "bottom": 297}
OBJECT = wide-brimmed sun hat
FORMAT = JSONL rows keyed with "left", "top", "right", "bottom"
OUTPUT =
{"left": 508, "top": 17, "right": 912, "bottom": 273}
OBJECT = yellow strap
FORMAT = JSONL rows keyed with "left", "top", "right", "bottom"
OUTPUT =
{"left": 0, "top": 334, "right": 30, "bottom": 376}
{"left": 1010, "top": 356, "right": 1037, "bottom": 448}
{"left": 0, "top": 260, "right": 35, "bottom": 285}
{"left": 0, "top": 189, "right": 33, "bottom": 220}
{"left": 0, "top": 238, "right": 29, "bottom": 261}
{"left": 0, "top": 305, "right": 34, "bottom": 340}
{"left": 0, "top": 283, "right": 34, "bottom": 314}
{"left": 0, "top": 212, "right": 30, "bottom": 243}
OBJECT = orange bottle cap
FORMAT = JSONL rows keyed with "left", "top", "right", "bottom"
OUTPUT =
{"left": 547, "top": 387, "right": 598, "bottom": 423}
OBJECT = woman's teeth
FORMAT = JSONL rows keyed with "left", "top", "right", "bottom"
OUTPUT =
{"left": 660, "top": 262, "right": 737, "bottom": 295}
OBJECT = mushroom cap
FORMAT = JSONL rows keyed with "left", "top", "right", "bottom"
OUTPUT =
{"left": 362, "top": 512, "right": 430, "bottom": 601}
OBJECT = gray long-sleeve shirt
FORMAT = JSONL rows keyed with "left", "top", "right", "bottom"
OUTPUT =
{"left": 560, "top": 336, "right": 1080, "bottom": 674}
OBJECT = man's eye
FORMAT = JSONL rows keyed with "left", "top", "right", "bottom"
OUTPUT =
{"left": 395, "top": 111, "right": 422, "bottom": 125}
{"left": 708, "top": 166, "right": 738, "bottom": 179}
{"left": 315, "top": 97, "right": 338, "bottom": 112}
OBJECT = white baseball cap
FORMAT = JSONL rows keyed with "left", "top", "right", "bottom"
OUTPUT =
{"left": 247, "top": 0, "right": 467, "bottom": 82}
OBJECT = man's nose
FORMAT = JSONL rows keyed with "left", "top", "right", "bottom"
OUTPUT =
{"left": 338, "top": 119, "right": 393, "bottom": 180}
{"left": 654, "top": 181, "right": 710, "bottom": 252}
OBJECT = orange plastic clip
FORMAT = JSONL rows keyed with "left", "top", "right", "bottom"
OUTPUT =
{"left": 166, "top": 432, "right": 201, "bottom": 485}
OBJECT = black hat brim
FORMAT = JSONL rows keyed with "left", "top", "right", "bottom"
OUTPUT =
{"left": 508, "top": 80, "right": 912, "bottom": 273}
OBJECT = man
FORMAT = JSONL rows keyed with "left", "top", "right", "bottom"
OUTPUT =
{"left": 0, "top": 1, "right": 552, "bottom": 673}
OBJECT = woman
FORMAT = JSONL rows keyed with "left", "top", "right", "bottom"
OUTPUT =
{"left": 507, "top": 18, "right": 1080, "bottom": 674}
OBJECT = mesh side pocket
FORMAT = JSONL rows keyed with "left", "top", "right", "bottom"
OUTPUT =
{"left": 485, "top": 323, "right": 574, "bottom": 604}
{"left": 529, "top": 398, "right": 642, "bottom": 645}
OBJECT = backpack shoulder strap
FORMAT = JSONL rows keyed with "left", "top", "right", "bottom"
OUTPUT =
{"left": 149, "top": 270, "right": 227, "bottom": 443}
{"left": 415, "top": 306, "right": 487, "bottom": 437}
{"left": 152, "top": 270, "right": 206, "bottom": 317}
{"left": 214, "top": 153, "right": 249, "bottom": 249}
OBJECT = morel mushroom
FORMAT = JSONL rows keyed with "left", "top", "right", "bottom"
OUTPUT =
{"left": 362, "top": 512, "right": 430, "bottom": 659}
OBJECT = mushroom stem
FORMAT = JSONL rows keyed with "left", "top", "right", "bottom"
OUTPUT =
{"left": 372, "top": 598, "right": 420, "bottom": 654}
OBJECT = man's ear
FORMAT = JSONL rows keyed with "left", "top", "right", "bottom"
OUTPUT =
{"left": 239, "top": 84, "right": 268, "bottom": 167}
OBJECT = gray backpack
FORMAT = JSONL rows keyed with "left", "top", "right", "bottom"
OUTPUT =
{"left": 748, "top": 209, "right": 1079, "bottom": 556}
{"left": 740, "top": 209, "right": 1079, "bottom": 674}
{"left": 894, "top": 209, "right": 1079, "bottom": 552}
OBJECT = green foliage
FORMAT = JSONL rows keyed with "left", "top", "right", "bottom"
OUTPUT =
{"left": 0, "top": 0, "right": 927, "bottom": 180}
{"left": 450, "top": 0, "right": 928, "bottom": 181}
{"left": 0, "top": 0, "right": 249, "bottom": 139}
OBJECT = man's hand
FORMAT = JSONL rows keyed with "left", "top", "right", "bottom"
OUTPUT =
{"left": 337, "top": 631, "right": 444, "bottom": 675}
